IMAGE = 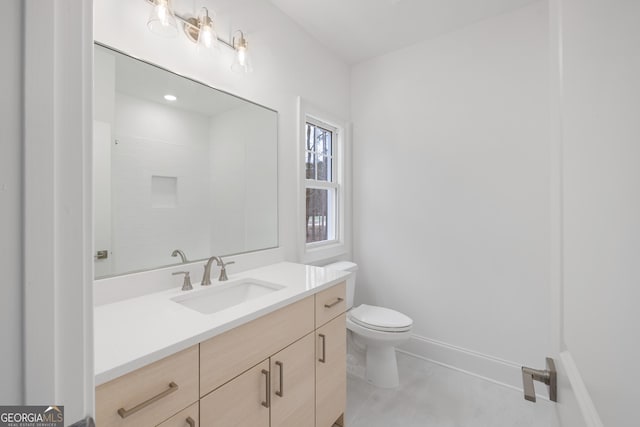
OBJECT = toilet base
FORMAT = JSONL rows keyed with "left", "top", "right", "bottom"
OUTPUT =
{"left": 365, "top": 344, "right": 400, "bottom": 388}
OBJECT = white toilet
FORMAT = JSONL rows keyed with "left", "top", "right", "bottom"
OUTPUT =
{"left": 324, "top": 261, "right": 413, "bottom": 388}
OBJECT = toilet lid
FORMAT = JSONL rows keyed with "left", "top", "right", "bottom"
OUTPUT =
{"left": 349, "top": 304, "right": 413, "bottom": 332}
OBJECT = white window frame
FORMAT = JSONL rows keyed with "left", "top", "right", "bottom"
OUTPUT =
{"left": 305, "top": 117, "right": 339, "bottom": 247}
{"left": 297, "top": 97, "right": 349, "bottom": 263}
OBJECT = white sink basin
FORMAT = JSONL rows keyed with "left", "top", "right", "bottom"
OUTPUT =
{"left": 171, "top": 279, "right": 284, "bottom": 315}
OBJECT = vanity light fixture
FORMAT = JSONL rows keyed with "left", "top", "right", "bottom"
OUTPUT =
{"left": 144, "top": 0, "right": 252, "bottom": 72}
{"left": 147, "top": 0, "right": 178, "bottom": 37}
{"left": 164, "top": 94, "right": 177, "bottom": 101}
{"left": 231, "top": 31, "right": 252, "bottom": 74}
{"left": 183, "top": 7, "right": 219, "bottom": 54}
{"left": 196, "top": 9, "right": 218, "bottom": 52}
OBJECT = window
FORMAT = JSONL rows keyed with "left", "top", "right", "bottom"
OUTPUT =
{"left": 305, "top": 118, "right": 338, "bottom": 245}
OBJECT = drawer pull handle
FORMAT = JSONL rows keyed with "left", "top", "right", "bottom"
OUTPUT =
{"left": 117, "top": 381, "right": 179, "bottom": 419}
{"left": 186, "top": 416, "right": 195, "bottom": 427}
{"left": 275, "top": 361, "right": 284, "bottom": 397}
{"left": 324, "top": 297, "right": 344, "bottom": 309}
{"left": 319, "top": 334, "right": 327, "bottom": 363}
{"left": 261, "top": 369, "right": 271, "bottom": 408}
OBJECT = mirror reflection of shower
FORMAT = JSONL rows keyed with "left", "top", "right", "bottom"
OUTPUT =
{"left": 93, "top": 43, "right": 278, "bottom": 279}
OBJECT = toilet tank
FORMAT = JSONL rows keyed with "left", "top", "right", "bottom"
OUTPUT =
{"left": 323, "top": 261, "right": 358, "bottom": 310}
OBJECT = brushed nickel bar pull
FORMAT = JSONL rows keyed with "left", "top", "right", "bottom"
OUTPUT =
{"left": 261, "top": 369, "right": 271, "bottom": 408}
{"left": 319, "top": 334, "right": 327, "bottom": 363}
{"left": 275, "top": 361, "right": 284, "bottom": 397}
{"left": 117, "top": 382, "right": 179, "bottom": 418}
{"left": 186, "top": 416, "right": 195, "bottom": 427}
{"left": 324, "top": 297, "right": 344, "bottom": 308}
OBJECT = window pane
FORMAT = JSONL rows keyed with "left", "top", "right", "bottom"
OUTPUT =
{"left": 314, "top": 127, "right": 333, "bottom": 157}
{"left": 325, "top": 155, "right": 332, "bottom": 182}
{"left": 305, "top": 151, "right": 316, "bottom": 179}
{"left": 315, "top": 128, "right": 327, "bottom": 154}
{"left": 323, "top": 129, "right": 332, "bottom": 157}
{"left": 317, "top": 155, "right": 329, "bottom": 181}
{"left": 306, "top": 188, "right": 335, "bottom": 243}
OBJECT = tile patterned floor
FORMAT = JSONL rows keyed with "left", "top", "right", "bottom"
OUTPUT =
{"left": 346, "top": 352, "right": 555, "bottom": 427}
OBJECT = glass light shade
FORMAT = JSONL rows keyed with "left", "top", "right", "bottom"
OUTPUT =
{"left": 147, "top": 0, "right": 178, "bottom": 37}
{"left": 231, "top": 39, "right": 252, "bottom": 74}
{"left": 196, "top": 14, "right": 218, "bottom": 54}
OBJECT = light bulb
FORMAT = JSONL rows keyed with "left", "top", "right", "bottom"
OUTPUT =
{"left": 201, "top": 26, "right": 214, "bottom": 48}
{"left": 196, "top": 9, "right": 218, "bottom": 54}
{"left": 237, "top": 48, "right": 247, "bottom": 66}
{"left": 147, "top": 0, "right": 177, "bottom": 37}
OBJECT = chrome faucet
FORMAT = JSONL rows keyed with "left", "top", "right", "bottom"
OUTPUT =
{"left": 171, "top": 249, "right": 188, "bottom": 263}
{"left": 201, "top": 256, "right": 236, "bottom": 285}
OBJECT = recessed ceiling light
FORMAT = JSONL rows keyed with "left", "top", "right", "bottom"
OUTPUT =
{"left": 164, "top": 94, "right": 177, "bottom": 101}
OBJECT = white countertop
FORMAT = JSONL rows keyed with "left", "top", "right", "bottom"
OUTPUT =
{"left": 94, "top": 262, "right": 350, "bottom": 386}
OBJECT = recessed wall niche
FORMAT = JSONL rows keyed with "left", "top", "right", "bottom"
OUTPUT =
{"left": 151, "top": 175, "right": 178, "bottom": 208}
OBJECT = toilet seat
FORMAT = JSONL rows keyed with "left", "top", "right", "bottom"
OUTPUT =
{"left": 349, "top": 304, "right": 413, "bottom": 333}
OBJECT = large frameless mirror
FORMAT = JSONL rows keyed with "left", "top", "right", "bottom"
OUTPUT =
{"left": 93, "top": 43, "right": 278, "bottom": 279}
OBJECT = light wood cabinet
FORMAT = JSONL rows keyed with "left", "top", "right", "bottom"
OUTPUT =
{"left": 270, "top": 333, "right": 316, "bottom": 427}
{"left": 97, "top": 281, "right": 347, "bottom": 427}
{"left": 95, "top": 345, "right": 199, "bottom": 427}
{"left": 200, "top": 296, "right": 315, "bottom": 396}
{"left": 156, "top": 402, "right": 198, "bottom": 427}
{"left": 315, "top": 281, "right": 346, "bottom": 327}
{"left": 316, "top": 314, "right": 347, "bottom": 427}
{"left": 200, "top": 360, "right": 270, "bottom": 427}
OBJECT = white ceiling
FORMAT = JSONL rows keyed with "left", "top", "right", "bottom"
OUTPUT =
{"left": 269, "top": 0, "right": 540, "bottom": 64}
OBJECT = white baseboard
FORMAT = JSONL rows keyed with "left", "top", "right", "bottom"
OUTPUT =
{"left": 398, "top": 334, "right": 548, "bottom": 400}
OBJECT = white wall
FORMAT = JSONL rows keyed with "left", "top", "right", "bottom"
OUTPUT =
{"left": 0, "top": 0, "right": 23, "bottom": 404}
{"left": 94, "top": 0, "right": 351, "bottom": 272}
{"left": 22, "top": 0, "right": 94, "bottom": 420}
{"left": 560, "top": 0, "right": 640, "bottom": 425}
{"left": 351, "top": 1, "right": 551, "bottom": 385}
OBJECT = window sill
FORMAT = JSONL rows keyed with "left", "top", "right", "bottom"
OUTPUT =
{"left": 302, "top": 241, "right": 347, "bottom": 264}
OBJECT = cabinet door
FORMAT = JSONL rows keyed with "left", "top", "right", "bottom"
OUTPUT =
{"left": 270, "top": 333, "right": 315, "bottom": 427}
{"left": 316, "top": 314, "right": 346, "bottom": 427}
{"left": 200, "top": 359, "right": 270, "bottom": 427}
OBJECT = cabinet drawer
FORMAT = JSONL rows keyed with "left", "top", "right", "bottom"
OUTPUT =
{"left": 156, "top": 402, "right": 199, "bottom": 427}
{"left": 96, "top": 345, "right": 199, "bottom": 427}
{"left": 315, "top": 282, "right": 346, "bottom": 327}
{"left": 200, "top": 296, "right": 315, "bottom": 396}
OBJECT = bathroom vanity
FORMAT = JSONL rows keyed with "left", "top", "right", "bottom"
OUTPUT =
{"left": 94, "top": 262, "right": 348, "bottom": 427}
{"left": 91, "top": 42, "right": 346, "bottom": 426}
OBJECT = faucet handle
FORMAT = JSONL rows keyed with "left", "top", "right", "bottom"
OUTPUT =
{"left": 216, "top": 258, "right": 235, "bottom": 281}
{"left": 172, "top": 271, "right": 193, "bottom": 291}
